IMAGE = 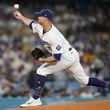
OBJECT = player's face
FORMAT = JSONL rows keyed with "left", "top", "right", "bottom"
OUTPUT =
{"left": 38, "top": 16, "right": 48, "bottom": 25}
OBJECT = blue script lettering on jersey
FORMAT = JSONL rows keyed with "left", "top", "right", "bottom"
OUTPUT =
{"left": 42, "top": 40, "right": 49, "bottom": 46}
{"left": 56, "top": 45, "right": 61, "bottom": 51}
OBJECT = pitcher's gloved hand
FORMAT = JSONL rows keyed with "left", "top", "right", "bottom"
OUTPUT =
{"left": 31, "top": 47, "right": 44, "bottom": 60}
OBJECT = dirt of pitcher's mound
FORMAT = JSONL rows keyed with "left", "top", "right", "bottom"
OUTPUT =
{"left": 9, "top": 100, "right": 110, "bottom": 110}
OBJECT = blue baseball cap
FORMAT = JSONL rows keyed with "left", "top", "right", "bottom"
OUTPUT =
{"left": 35, "top": 9, "right": 54, "bottom": 20}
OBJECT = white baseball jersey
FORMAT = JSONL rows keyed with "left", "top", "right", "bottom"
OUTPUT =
{"left": 29, "top": 21, "right": 89, "bottom": 85}
{"left": 30, "top": 21, "right": 78, "bottom": 62}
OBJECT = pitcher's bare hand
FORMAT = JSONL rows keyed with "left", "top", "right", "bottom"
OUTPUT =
{"left": 13, "top": 11, "right": 23, "bottom": 20}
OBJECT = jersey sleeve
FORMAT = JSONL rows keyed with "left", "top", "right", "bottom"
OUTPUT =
{"left": 29, "top": 21, "right": 43, "bottom": 34}
{"left": 51, "top": 39, "right": 63, "bottom": 60}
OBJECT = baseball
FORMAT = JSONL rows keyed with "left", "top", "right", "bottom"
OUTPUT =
{"left": 14, "top": 4, "right": 19, "bottom": 9}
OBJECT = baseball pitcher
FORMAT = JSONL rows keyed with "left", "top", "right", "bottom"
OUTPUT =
{"left": 13, "top": 9, "right": 110, "bottom": 107}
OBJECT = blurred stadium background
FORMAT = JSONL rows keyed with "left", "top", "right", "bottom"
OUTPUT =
{"left": 0, "top": 0, "right": 110, "bottom": 109}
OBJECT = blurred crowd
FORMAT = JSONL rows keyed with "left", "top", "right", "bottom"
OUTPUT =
{"left": 0, "top": 1, "right": 110, "bottom": 99}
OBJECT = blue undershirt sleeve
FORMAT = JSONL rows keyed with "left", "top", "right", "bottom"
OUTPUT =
{"left": 53, "top": 53, "right": 62, "bottom": 61}
{"left": 29, "top": 21, "right": 35, "bottom": 30}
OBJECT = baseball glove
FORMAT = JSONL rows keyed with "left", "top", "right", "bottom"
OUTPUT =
{"left": 31, "top": 47, "right": 44, "bottom": 60}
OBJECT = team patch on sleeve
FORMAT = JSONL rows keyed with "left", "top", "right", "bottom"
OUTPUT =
{"left": 56, "top": 45, "right": 61, "bottom": 51}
